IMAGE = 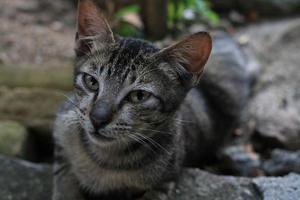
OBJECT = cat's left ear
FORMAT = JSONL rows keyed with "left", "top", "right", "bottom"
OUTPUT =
{"left": 75, "top": 0, "right": 114, "bottom": 57}
{"left": 158, "top": 32, "right": 212, "bottom": 76}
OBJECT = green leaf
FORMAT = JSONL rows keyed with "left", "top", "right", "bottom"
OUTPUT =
{"left": 114, "top": 22, "right": 142, "bottom": 38}
{"left": 115, "top": 5, "right": 140, "bottom": 19}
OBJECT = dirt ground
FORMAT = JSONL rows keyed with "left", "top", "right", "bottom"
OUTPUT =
{"left": 0, "top": 0, "right": 76, "bottom": 67}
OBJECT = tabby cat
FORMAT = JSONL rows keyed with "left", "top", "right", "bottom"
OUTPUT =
{"left": 53, "top": 0, "right": 213, "bottom": 199}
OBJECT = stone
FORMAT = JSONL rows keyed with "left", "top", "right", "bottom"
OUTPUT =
{"left": 0, "top": 155, "right": 52, "bottom": 200}
{"left": 0, "top": 87, "right": 66, "bottom": 162}
{"left": 0, "top": 86, "right": 65, "bottom": 131}
{"left": 221, "top": 144, "right": 262, "bottom": 176}
{"left": 1, "top": 156, "right": 300, "bottom": 200}
{"left": 248, "top": 18, "right": 300, "bottom": 150}
{"left": 263, "top": 149, "right": 300, "bottom": 176}
{"left": 175, "top": 169, "right": 259, "bottom": 200}
{"left": 0, "top": 65, "right": 73, "bottom": 90}
{"left": 0, "top": 121, "right": 28, "bottom": 157}
{"left": 211, "top": 0, "right": 300, "bottom": 17}
{"left": 175, "top": 169, "right": 300, "bottom": 200}
{"left": 253, "top": 173, "right": 300, "bottom": 200}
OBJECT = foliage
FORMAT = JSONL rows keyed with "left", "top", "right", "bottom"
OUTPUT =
{"left": 115, "top": 4, "right": 140, "bottom": 19}
{"left": 168, "top": 0, "right": 220, "bottom": 29}
{"left": 114, "top": 5, "right": 143, "bottom": 37}
{"left": 113, "top": 0, "right": 220, "bottom": 37}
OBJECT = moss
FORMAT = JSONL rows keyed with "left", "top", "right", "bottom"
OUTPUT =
{"left": 0, "top": 64, "right": 73, "bottom": 91}
{"left": 0, "top": 87, "right": 67, "bottom": 133}
{"left": 0, "top": 121, "right": 28, "bottom": 156}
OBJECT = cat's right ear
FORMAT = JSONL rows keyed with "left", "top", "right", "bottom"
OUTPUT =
{"left": 151, "top": 32, "right": 212, "bottom": 86}
{"left": 75, "top": 0, "right": 114, "bottom": 57}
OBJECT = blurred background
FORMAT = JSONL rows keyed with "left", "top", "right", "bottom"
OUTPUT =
{"left": 0, "top": 0, "right": 299, "bottom": 180}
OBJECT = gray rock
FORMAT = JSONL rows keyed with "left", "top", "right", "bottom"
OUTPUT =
{"left": 0, "top": 155, "right": 52, "bottom": 200}
{"left": 253, "top": 173, "right": 300, "bottom": 200}
{"left": 175, "top": 169, "right": 259, "bottom": 200}
{"left": 248, "top": 18, "right": 300, "bottom": 150}
{"left": 263, "top": 149, "right": 300, "bottom": 176}
{"left": 211, "top": 0, "right": 300, "bottom": 17}
{"left": 222, "top": 144, "right": 262, "bottom": 176}
{"left": 1, "top": 156, "right": 300, "bottom": 200}
{"left": 175, "top": 169, "right": 300, "bottom": 200}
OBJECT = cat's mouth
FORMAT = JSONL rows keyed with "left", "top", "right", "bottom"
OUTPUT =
{"left": 86, "top": 125, "right": 132, "bottom": 143}
{"left": 90, "top": 131, "right": 116, "bottom": 142}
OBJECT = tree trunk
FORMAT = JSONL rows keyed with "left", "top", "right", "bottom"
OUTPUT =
{"left": 141, "top": 0, "right": 168, "bottom": 40}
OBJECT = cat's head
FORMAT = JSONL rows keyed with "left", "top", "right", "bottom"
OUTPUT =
{"left": 73, "top": 0, "right": 212, "bottom": 146}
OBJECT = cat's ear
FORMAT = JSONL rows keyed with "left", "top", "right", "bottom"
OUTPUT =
{"left": 75, "top": 0, "right": 114, "bottom": 57}
{"left": 159, "top": 32, "right": 212, "bottom": 75}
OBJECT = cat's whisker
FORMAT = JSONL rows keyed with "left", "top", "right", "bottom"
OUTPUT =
{"left": 173, "top": 119, "right": 195, "bottom": 124}
{"left": 58, "top": 92, "right": 85, "bottom": 115}
{"left": 136, "top": 128, "right": 173, "bottom": 136}
{"left": 140, "top": 117, "right": 169, "bottom": 126}
{"left": 144, "top": 115, "right": 196, "bottom": 126}
{"left": 63, "top": 119, "right": 78, "bottom": 126}
{"left": 131, "top": 132, "right": 171, "bottom": 155}
{"left": 126, "top": 133, "right": 156, "bottom": 154}
{"left": 129, "top": 133, "right": 173, "bottom": 167}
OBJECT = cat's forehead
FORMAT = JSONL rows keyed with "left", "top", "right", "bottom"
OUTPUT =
{"left": 88, "top": 38, "right": 159, "bottom": 70}
{"left": 77, "top": 38, "right": 161, "bottom": 88}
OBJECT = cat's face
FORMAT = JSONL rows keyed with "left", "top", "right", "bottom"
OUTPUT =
{"left": 73, "top": 0, "right": 211, "bottom": 146}
{"left": 74, "top": 38, "right": 189, "bottom": 145}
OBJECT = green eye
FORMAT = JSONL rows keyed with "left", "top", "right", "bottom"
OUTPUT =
{"left": 83, "top": 74, "right": 99, "bottom": 91}
{"left": 128, "top": 90, "right": 151, "bottom": 103}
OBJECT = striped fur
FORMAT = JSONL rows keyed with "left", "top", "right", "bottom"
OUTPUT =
{"left": 53, "top": 1, "right": 212, "bottom": 199}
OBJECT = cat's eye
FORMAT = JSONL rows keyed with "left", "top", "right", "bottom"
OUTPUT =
{"left": 83, "top": 74, "right": 99, "bottom": 91}
{"left": 128, "top": 90, "right": 151, "bottom": 103}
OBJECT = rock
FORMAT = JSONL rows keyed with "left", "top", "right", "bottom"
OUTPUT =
{"left": 0, "top": 86, "right": 65, "bottom": 130}
{"left": 0, "top": 121, "right": 28, "bottom": 157}
{"left": 221, "top": 144, "right": 262, "bottom": 176}
{"left": 235, "top": 18, "right": 300, "bottom": 55}
{"left": 253, "top": 173, "right": 300, "bottom": 200}
{"left": 175, "top": 169, "right": 259, "bottom": 200}
{"left": 0, "top": 65, "right": 73, "bottom": 90}
{"left": 176, "top": 169, "right": 300, "bottom": 200}
{"left": 211, "top": 0, "right": 300, "bottom": 17}
{"left": 0, "top": 155, "right": 52, "bottom": 200}
{"left": 1, "top": 156, "right": 300, "bottom": 200}
{"left": 263, "top": 149, "right": 300, "bottom": 176}
{"left": 248, "top": 18, "right": 300, "bottom": 150}
{"left": 0, "top": 87, "right": 66, "bottom": 162}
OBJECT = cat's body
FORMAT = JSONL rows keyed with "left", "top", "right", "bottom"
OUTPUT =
{"left": 53, "top": 37, "right": 187, "bottom": 200}
{"left": 52, "top": 0, "right": 243, "bottom": 200}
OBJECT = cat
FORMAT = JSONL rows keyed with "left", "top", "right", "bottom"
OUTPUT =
{"left": 52, "top": 0, "right": 244, "bottom": 199}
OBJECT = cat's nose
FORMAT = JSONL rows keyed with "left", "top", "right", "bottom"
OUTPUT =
{"left": 89, "top": 101, "right": 113, "bottom": 129}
